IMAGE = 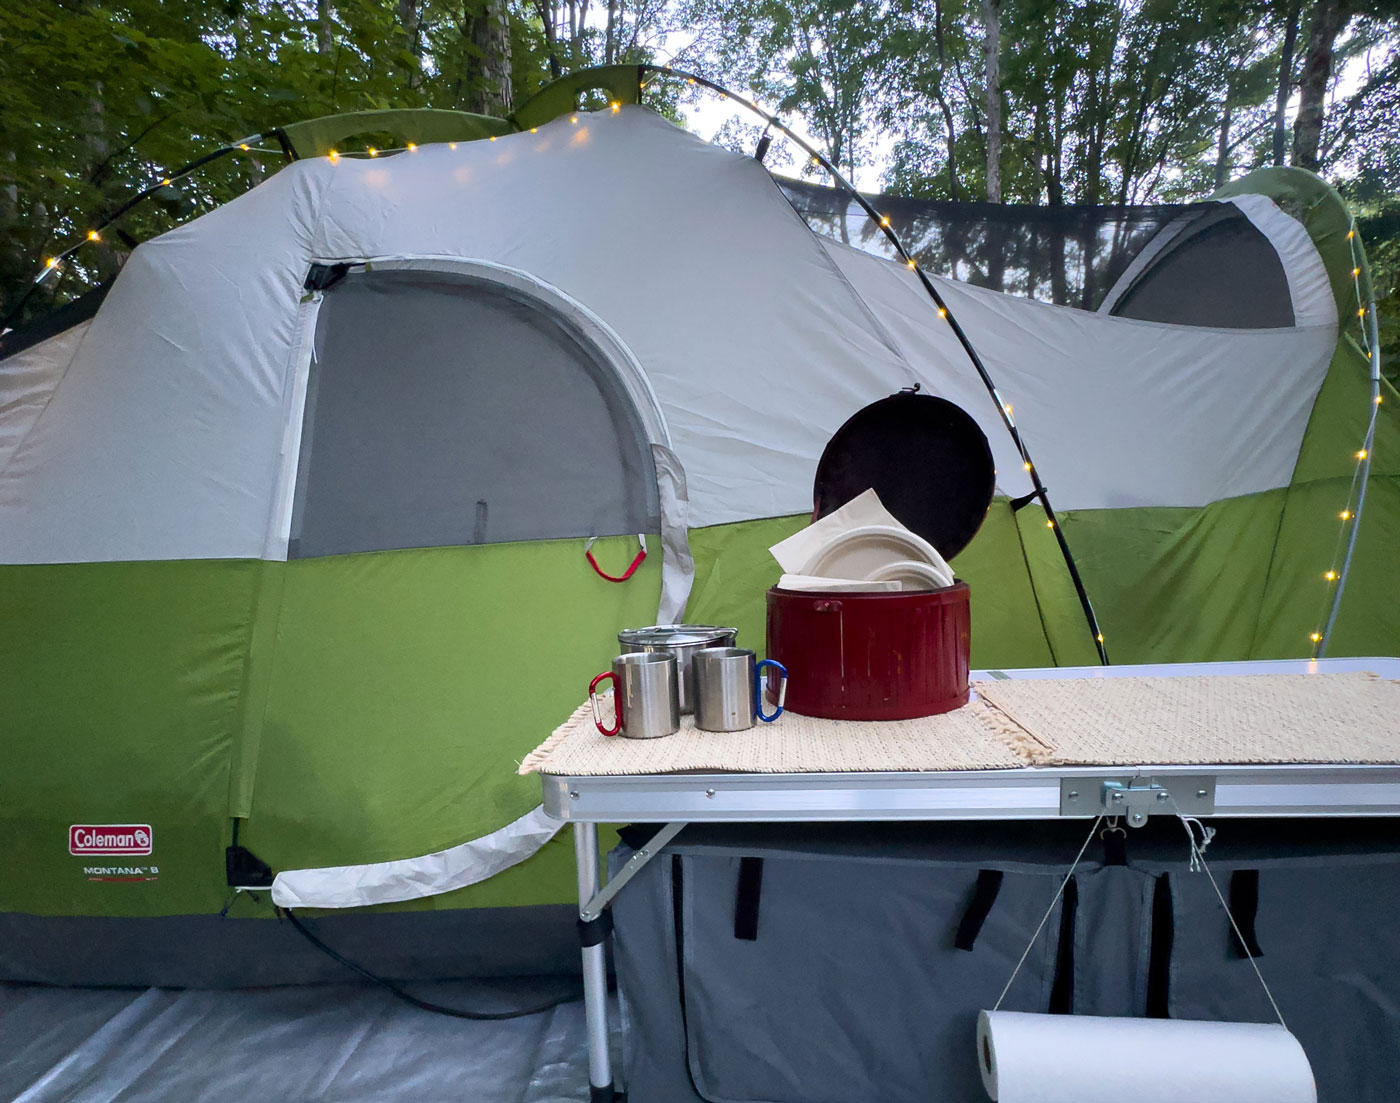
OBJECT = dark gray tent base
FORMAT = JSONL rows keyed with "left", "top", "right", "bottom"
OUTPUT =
{"left": 0, "top": 904, "right": 580, "bottom": 988}
{"left": 0, "top": 981, "right": 619, "bottom": 1102}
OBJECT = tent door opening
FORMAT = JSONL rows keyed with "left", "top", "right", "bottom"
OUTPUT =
{"left": 285, "top": 261, "right": 671, "bottom": 560}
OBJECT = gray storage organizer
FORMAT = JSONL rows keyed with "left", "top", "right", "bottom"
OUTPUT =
{"left": 609, "top": 821, "right": 1400, "bottom": 1103}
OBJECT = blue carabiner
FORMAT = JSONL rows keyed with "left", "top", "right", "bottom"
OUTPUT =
{"left": 754, "top": 659, "right": 788, "bottom": 723}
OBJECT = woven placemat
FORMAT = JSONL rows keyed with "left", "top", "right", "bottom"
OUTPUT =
{"left": 518, "top": 697, "right": 1027, "bottom": 776}
{"left": 975, "top": 671, "right": 1400, "bottom": 766}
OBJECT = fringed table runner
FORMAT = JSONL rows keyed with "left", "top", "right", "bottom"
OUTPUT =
{"left": 520, "top": 672, "right": 1400, "bottom": 777}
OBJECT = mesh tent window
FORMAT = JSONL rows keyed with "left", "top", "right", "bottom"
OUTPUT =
{"left": 780, "top": 180, "right": 1294, "bottom": 327}
{"left": 289, "top": 268, "right": 661, "bottom": 558}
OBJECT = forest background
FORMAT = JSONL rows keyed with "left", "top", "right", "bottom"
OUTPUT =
{"left": 2, "top": 0, "right": 1397, "bottom": 372}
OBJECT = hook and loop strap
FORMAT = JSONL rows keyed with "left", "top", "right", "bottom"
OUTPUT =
{"left": 585, "top": 534, "right": 648, "bottom": 582}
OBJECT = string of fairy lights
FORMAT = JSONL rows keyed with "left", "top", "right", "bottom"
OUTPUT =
{"left": 1310, "top": 220, "right": 1384, "bottom": 658}
{"left": 15, "top": 71, "right": 1382, "bottom": 663}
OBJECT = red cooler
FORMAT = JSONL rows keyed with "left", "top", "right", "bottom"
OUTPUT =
{"left": 766, "top": 582, "right": 971, "bottom": 720}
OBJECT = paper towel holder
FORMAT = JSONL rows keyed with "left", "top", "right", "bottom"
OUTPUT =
{"left": 1059, "top": 776, "right": 1216, "bottom": 827}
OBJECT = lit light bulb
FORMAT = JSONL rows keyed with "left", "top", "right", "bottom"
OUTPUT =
{"left": 45, "top": 257, "right": 59, "bottom": 268}
{"left": 611, "top": 102, "right": 620, "bottom": 113}
{"left": 1340, "top": 510, "right": 1352, "bottom": 520}
{"left": 1003, "top": 403, "right": 1013, "bottom": 416}
{"left": 87, "top": 230, "right": 100, "bottom": 242}
{"left": 161, "top": 178, "right": 172, "bottom": 186}
{"left": 1023, "top": 461, "right": 1032, "bottom": 471}
{"left": 449, "top": 143, "right": 457, "bottom": 150}
{"left": 367, "top": 147, "right": 378, "bottom": 157}
{"left": 687, "top": 77, "right": 695, "bottom": 84}
{"left": 1375, "top": 395, "right": 1383, "bottom": 405}
{"left": 1353, "top": 267, "right": 1361, "bottom": 277}
{"left": 407, "top": 143, "right": 417, "bottom": 151}
{"left": 1046, "top": 518, "right": 1055, "bottom": 529}
{"left": 1311, "top": 632, "right": 1322, "bottom": 643}
{"left": 239, "top": 143, "right": 249, "bottom": 151}
{"left": 937, "top": 307, "right": 947, "bottom": 318}
{"left": 1359, "top": 307, "right": 1367, "bottom": 318}
{"left": 328, "top": 149, "right": 339, "bottom": 162}
{"left": 571, "top": 116, "right": 578, "bottom": 124}
{"left": 906, "top": 259, "right": 916, "bottom": 269}
{"left": 880, "top": 215, "right": 890, "bottom": 227}
{"left": 530, "top": 128, "right": 538, "bottom": 134}
{"left": 1357, "top": 449, "right": 1368, "bottom": 460}
{"left": 1348, "top": 229, "right": 1355, "bottom": 240}
{"left": 1325, "top": 570, "right": 1337, "bottom": 581}
{"left": 1096, "top": 633, "right": 1105, "bottom": 644}
{"left": 810, "top": 155, "right": 819, "bottom": 166}
{"left": 490, "top": 136, "right": 497, "bottom": 142}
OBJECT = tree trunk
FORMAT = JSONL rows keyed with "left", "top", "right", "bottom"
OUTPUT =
{"left": 1292, "top": 0, "right": 1344, "bottom": 171}
{"left": 982, "top": 0, "right": 1001, "bottom": 203}
{"left": 462, "top": 0, "right": 514, "bottom": 115}
{"left": 1214, "top": 95, "right": 1233, "bottom": 187}
{"left": 317, "top": 0, "right": 334, "bottom": 56}
{"left": 1272, "top": 1, "right": 1300, "bottom": 166}
{"left": 399, "top": 0, "right": 423, "bottom": 87}
{"left": 605, "top": 0, "right": 617, "bottom": 64}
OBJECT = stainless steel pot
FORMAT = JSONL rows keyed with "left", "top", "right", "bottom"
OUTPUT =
{"left": 618, "top": 624, "right": 738, "bottom": 714}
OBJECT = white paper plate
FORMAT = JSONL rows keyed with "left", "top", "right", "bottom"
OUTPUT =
{"left": 778, "top": 573, "right": 903, "bottom": 592}
{"left": 865, "top": 559, "right": 952, "bottom": 591}
{"left": 801, "top": 524, "right": 945, "bottom": 581}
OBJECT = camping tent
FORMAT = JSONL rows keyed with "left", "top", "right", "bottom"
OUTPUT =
{"left": 1, "top": 81, "right": 1395, "bottom": 985}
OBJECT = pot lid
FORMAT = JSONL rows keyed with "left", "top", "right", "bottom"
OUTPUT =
{"left": 618, "top": 624, "right": 737, "bottom": 646}
{"left": 813, "top": 391, "right": 995, "bottom": 561}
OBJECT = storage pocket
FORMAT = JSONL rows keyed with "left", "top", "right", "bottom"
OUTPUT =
{"left": 674, "top": 851, "right": 1067, "bottom": 1103}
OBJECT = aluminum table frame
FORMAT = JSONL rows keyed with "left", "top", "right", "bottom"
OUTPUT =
{"left": 540, "top": 657, "right": 1400, "bottom": 1102}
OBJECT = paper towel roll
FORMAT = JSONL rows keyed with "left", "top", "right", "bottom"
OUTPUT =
{"left": 977, "top": 1011, "right": 1316, "bottom": 1103}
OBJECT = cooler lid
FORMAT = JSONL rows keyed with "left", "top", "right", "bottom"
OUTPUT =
{"left": 813, "top": 391, "right": 995, "bottom": 560}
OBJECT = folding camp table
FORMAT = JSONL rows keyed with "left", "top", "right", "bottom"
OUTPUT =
{"left": 534, "top": 657, "right": 1400, "bottom": 1103}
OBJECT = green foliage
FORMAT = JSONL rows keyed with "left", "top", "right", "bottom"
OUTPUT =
{"left": 1, "top": 0, "right": 1397, "bottom": 330}
{"left": 0, "top": 0, "right": 670, "bottom": 326}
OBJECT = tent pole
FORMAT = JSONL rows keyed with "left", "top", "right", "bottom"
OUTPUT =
{"left": 1319, "top": 301, "right": 1382, "bottom": 657}
{"left": 639, "top": 64, "right": 1109, "bottom": 664}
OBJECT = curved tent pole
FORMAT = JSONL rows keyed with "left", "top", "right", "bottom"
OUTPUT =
{"left": 629, "top": 64, "right": 1110, "bottom": 664}
{"left": 2, "top": 137, "right": 282, "bottom": 334}
{"left": 1318, "top": 295, "right": 1382, "bottom": 657}
{"left": 8, "top": 69, "right": 1109, "bottom": 663}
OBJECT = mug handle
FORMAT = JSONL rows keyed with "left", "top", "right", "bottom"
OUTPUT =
{"left": 589, "top": 671, "right": 621, "bottom": 735}
{"left": 754, "top": 659, "right": 787, "bottom": 723}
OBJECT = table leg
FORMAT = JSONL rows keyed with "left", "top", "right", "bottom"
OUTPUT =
{"left": 575, "top": 821, "right": 616, "bottom": 1102}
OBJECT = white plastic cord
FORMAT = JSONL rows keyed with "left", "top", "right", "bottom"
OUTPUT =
{"left": 992, "top": 815, "right": 1103, "bottom": 1011}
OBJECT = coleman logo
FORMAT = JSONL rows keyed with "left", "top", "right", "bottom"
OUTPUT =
{"left": 69, "top": 825, "right": 153, "bottom": 856}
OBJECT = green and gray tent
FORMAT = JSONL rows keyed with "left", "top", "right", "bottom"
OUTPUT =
{"left": 0, "top": 96, "right": 1393, "bottom": 984}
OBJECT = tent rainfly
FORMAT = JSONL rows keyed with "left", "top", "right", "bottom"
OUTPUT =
{"left": 1, "top": 82, "right": 1395, "bottom": 986}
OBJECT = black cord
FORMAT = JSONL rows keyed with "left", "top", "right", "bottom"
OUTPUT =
{"left": 279, "top": 907, "right": 578, "bottom": 1021}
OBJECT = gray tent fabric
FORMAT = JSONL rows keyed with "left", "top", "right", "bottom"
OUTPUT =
{"left": 610, "top": 823, "right": 1400, "bottom": 1103}
{"left": 290, "top": 268, "right": 660, "bottom": 558}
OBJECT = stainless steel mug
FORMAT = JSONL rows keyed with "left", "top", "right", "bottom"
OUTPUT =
{"left": 692, "top": 647, "right": 788, "bottom": 732}
{"left": 617, "top": 625, "right": 739, "bottom": 715}
{"left": 589, "top": 652, "right": 680, "bottom": 739}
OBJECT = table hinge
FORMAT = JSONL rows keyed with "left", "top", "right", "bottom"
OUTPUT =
{"left": 1059, "top": 776, "right": 1216, "bottom": 827}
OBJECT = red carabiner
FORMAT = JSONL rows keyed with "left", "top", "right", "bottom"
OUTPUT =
{"left": 586, "top": 536, "right": 647, "bottom": 583}
{"left": 589, "top": 671, "right": 621, "bottom": 736}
